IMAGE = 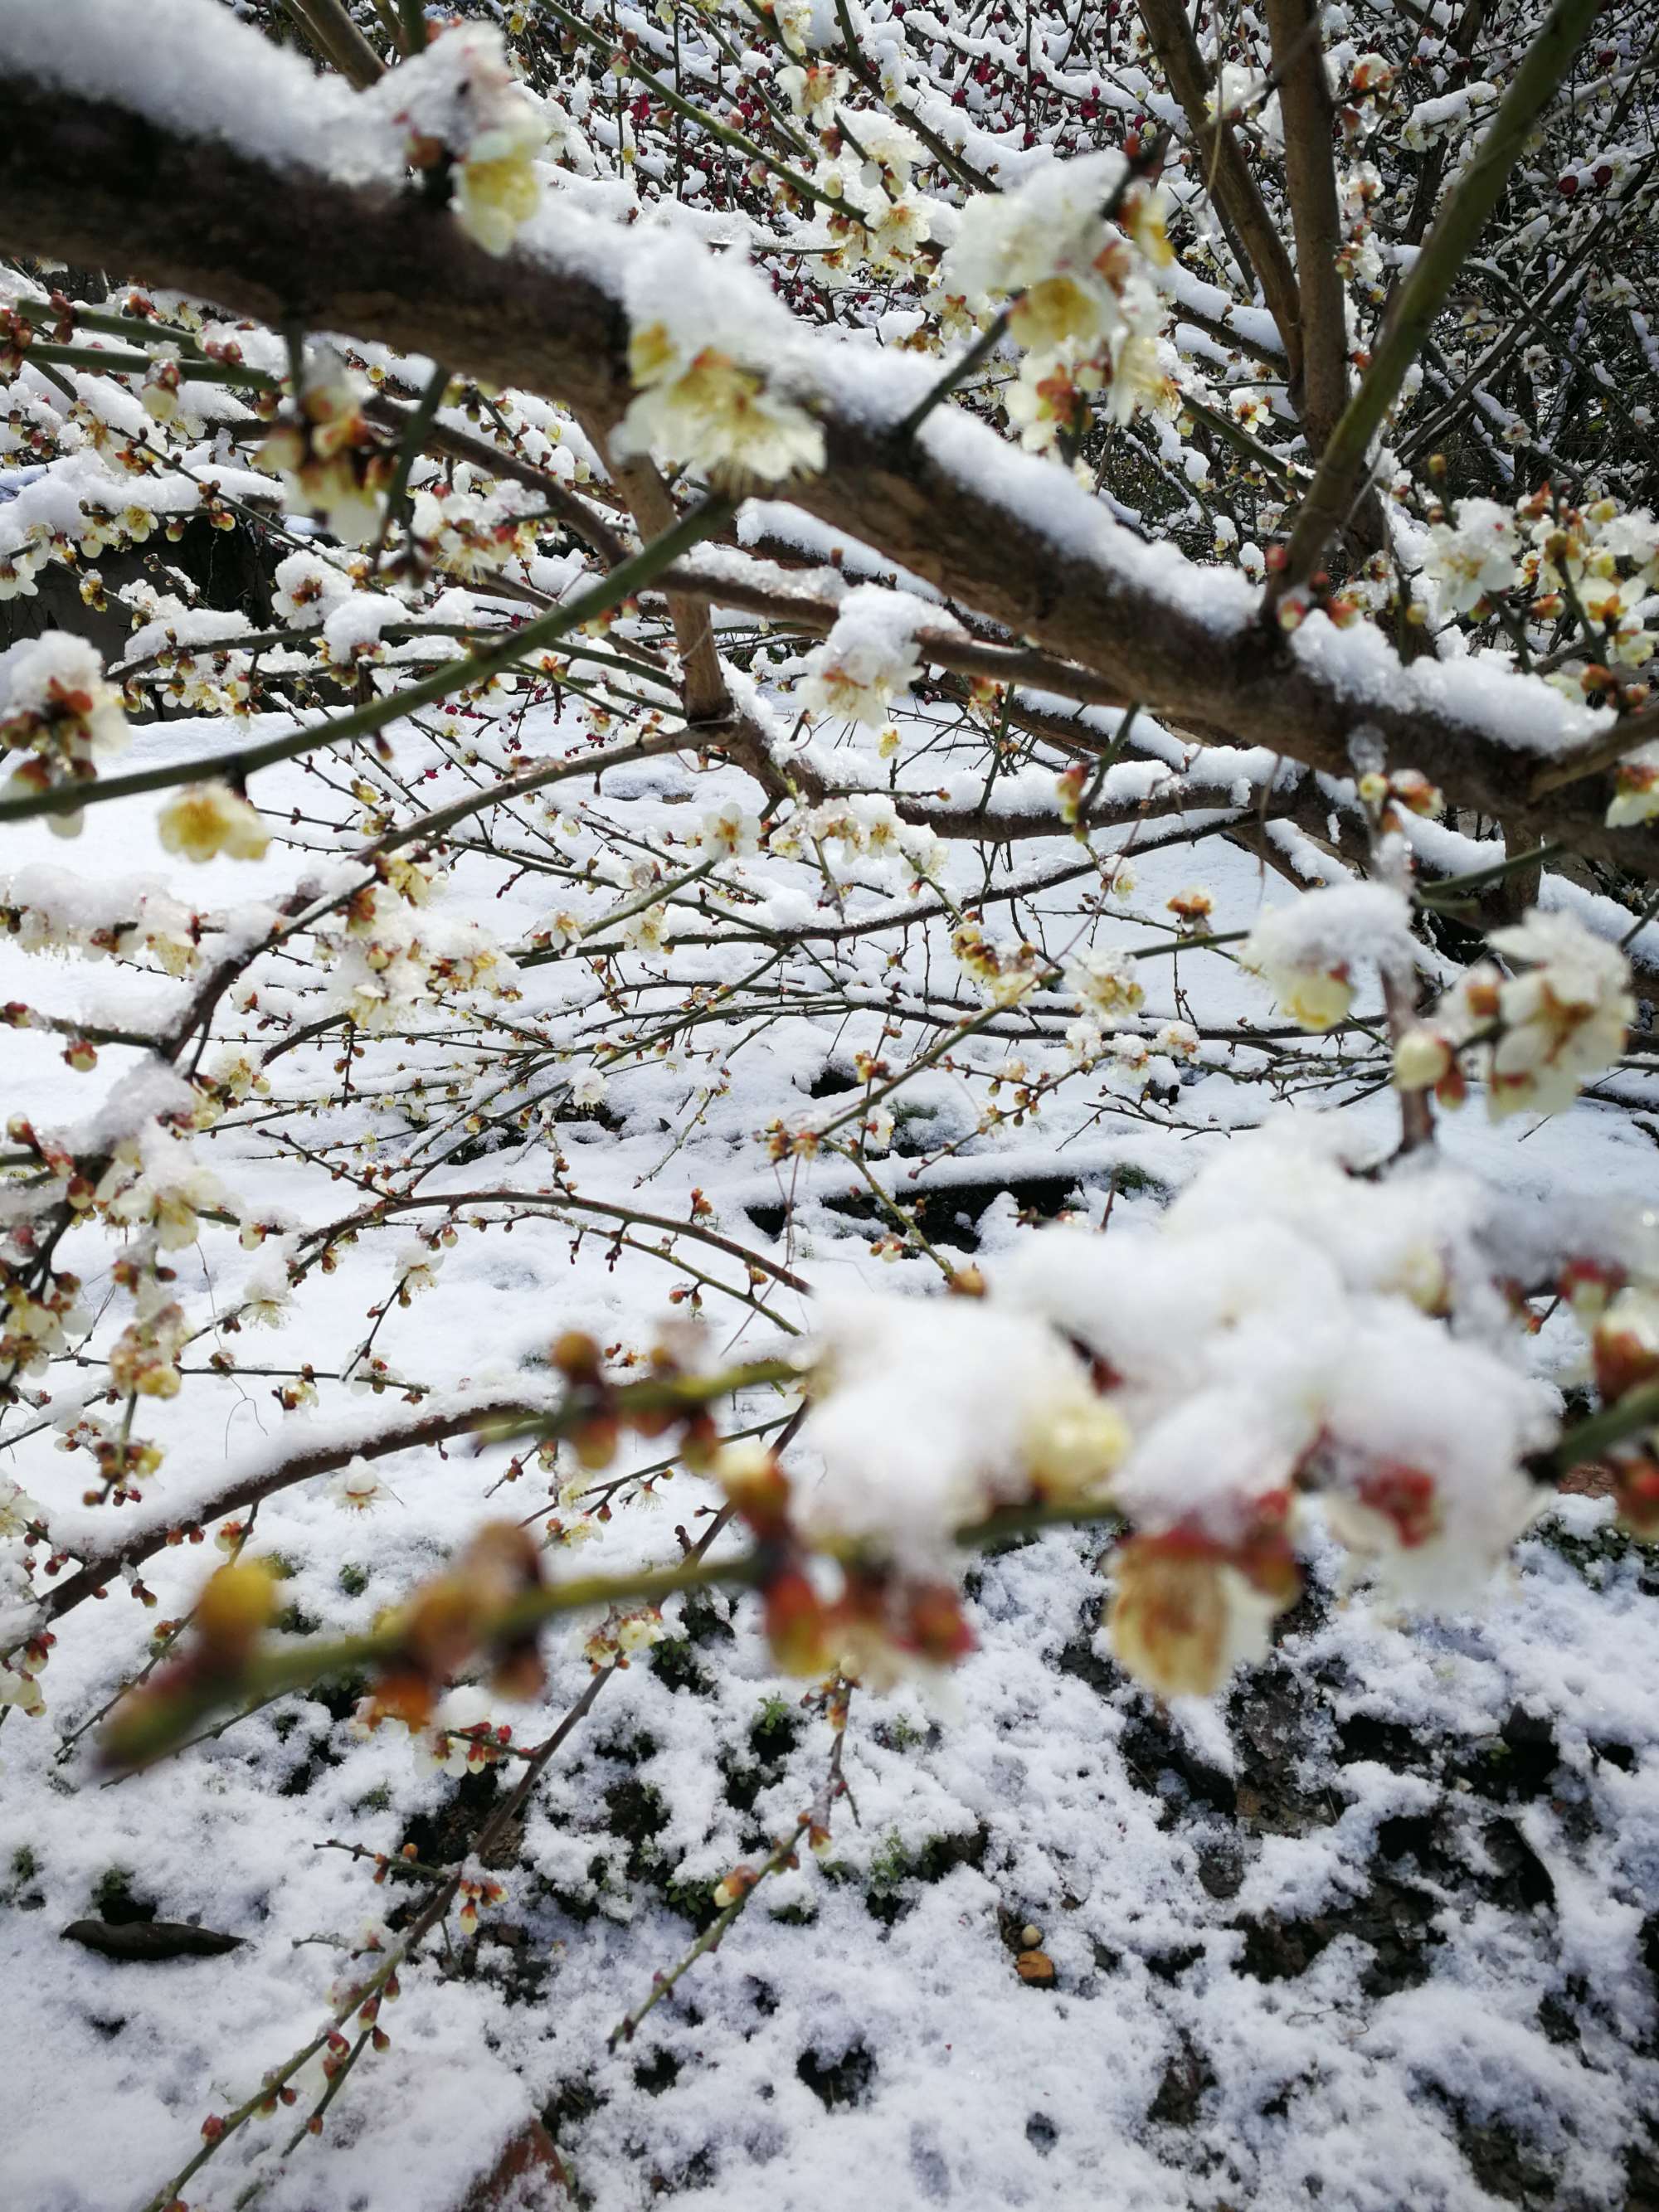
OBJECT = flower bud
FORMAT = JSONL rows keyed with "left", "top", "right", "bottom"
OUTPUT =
{"left": 1393, "top": 1028, "right": 1452, "bottom": 1092}
{"left": 193, "top": 1558, "right": 278, "bottom": 1667}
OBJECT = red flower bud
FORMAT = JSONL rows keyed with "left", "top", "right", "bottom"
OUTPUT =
{"left": 763, "top": 1569, "right": 833, "bottom": 1678}
{"left": 1614, "top": 1458, "right": 1659, "bottom": 1539}
{"left": 902, "top": 1581, "right": 975, "bottom": 1665}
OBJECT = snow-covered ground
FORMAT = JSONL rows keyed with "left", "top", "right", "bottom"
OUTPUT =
{"left": 3, "top": 698, "right": 1657, "bottom": 2212}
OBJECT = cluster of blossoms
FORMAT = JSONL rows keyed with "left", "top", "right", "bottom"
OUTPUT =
{"left": 107, "top": 1300, "right": 191, "bottom": 1401}
{"left": 619, "top": 316, "right": 825, "bottom": 488}
{"left": 6, "top": 470, "right": 232, "bottom": 581}
{"left": 813, "top": 115, "right": 934, "bottom": 281}
{"left": 1066, "top": 1016, "right": 1199, "bottom": 1103}
{"left": 0, "top": 337, "right": 252, "bottom": 595}
{"left": 1418, "top": 493, "right": 1659, "bottom": 820}
{"left": 372, "top": 23, "right": 546, "bottom": 255}
{"left": 1, "top": 1262, "right": 85, "bottom": 1377}
{"left": 940, "top": 153, "right": 1178, "bottom": 455}
{"left": 258, "top": 353, "right": 394, "bottom": 546}
{"left": 315, "top": 884, "right": 520, "bottom": 1033}
{"left": 771, "top": 793, "right": 943, "bottom": 885}
{"left": 116, "top": 593, "right": 260, "bottom": 718}
{"left": 2, "top": 863, "right": 207, "bottom": 976}
{"left": 101, "top": 1126, "right": 232, "bottom": 1251}
{"left": 1394, "top": 907, "right": 1636, "bottom": 1121}
{"left": 0, "top": 630, "right": 129, "bottom": 832}
{"left": 1335, "top": 158, "right": 1385, "bottom": 291}
{"left": 789, "top": 1125, "right": 1570, "bottom": 1699}
{"left": 1, "top": 1101, "right": 235, "bottom": 1422}
{"left": 951, "top": 919, "right": 1046, "bottom": 1007}
{"left": 406, "top": 484, "right": 540, "bottom": 586}
{"left": 1424, "top": 489, "right": 1659, "bottom": 640}
{"left": 581, "top": 1602, "right": 667, "bottom": 1669}
{"left": 53, "top": 1404, "right": 165, "bottom": 1504}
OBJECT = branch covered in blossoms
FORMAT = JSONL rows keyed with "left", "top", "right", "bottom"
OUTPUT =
{"left": 1, "top": 0, "right": 1654, "bottom": 867}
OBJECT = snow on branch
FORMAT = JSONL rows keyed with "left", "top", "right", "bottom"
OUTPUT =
{"left": 0, "top": 0, "right": 1651, "bottom": 868}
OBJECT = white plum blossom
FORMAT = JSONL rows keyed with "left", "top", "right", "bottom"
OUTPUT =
{"left": 619, "top": 317, "right": 824, "bottom": 488}
{"left": 942, "top": 152, "right": 1176, "bottom": 443}
{"left": 158, "top": 782, "right": 270, "bottom": 863}
{"left": 396, "top": 1241, "right": 443, "bottom": 1298}
{"left": 952, "top": 920, "right": 1043, "bottom": 1006}
{"left": 776, "top": 60, "right": 848, "bottom": 120}
{"left": 102, "top": 1131, "right": 231, "bottom": 1251}
{"left": 1420, "top": 497, "right": 1521, "bottom": 614}
{"left": 271, "top": 550, "right": 352, "bottom": 630}
{"left": 0, "top": 1660, "right": 45, "bottom": 1718}
{"left": 620, "top": 903, "right": 670, "bottom": 953}
{"left": 798, "top": 589, "right": 929, "bottom": 727}
{"left": 947, "top": 152, "right": 1141, "bottom": 299}
{"left": 1482, "top": 911, "right": 1634, "bottom": 1118}
{"left": 329, "top": 1461, "right": 389, "bottom": 1512}
{"left": 801, "top": 1291, "right": 1131, "bottom": 1567}
{"left": 408, "top": 1687, "right": 498, "bottom": 1775}
{"left": 241, "top": 1252, "right": 291, "bottom": 1327}
{"left": 1064, "top": 943, "right": 1145, "bottom": 1023}
{"left": 1397, "top": 908, "right": 1635, "bottom": 1120}
{"left": 1607, "top": 741, "right": 1659, "bottom": 829}
{"left": 256, "top": 352, "right": 390, "bottom": 544}
{"left": 1108, "top": 1534, "right": 1287, "bottom": 1700}
{"left": 1, "top": 630, "right": 129, "bottom": 831}
{"left": 698, "top": 800, "right": 761, "bottom": 858}
{"left": 1156, "top": 1020, "right": 1200, "bottom": 1061}
{"left": 861, "top": 1106, "right": 895, "bottom": 1153}
{"left": 773, "top": 0, "right": 816, "bottom": 56}
{"left": 1240, "top": 883, "right": 1416, "bottom": 1033}
{"left": 370, "top": 25, "right": 545, "bottom": 255}
{"left": 0, "top": 1476, "right": 41, "bottom": 1539}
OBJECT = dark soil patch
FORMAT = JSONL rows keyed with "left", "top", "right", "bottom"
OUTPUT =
{"left": 796, "top": 2041, "right": 877, "bottom": 2111}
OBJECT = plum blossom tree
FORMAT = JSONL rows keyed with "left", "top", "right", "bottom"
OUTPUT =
{"left": 0, "top": 0, "right": 1657, "bottom": 2200}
